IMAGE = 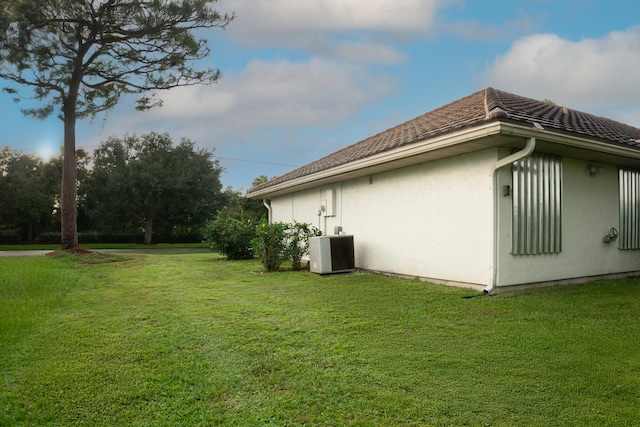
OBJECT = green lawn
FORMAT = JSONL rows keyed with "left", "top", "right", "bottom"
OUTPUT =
{"left": 1, "top": 253, "right": 639, "bottom": 426}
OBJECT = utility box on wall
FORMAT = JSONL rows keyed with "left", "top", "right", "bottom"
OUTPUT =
{"left": 309, "top": 235, "right": 355, "bottom": 274}
{"left": 323, "top": 188, "right": 336, "bottom": 216}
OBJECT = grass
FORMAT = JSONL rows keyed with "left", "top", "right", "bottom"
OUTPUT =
{"left": 1, "top": 253, "right": 639, "bottom": 426}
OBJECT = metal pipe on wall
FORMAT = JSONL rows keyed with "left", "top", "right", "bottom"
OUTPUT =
{"left": 487, "top": 136, "right": 536, "bottom": 294}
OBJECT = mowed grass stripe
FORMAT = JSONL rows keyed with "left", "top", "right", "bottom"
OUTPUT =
{"left": 1, "top": 253, "right": 639, "bottom": 426}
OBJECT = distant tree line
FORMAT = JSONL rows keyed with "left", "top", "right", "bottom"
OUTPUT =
{"left": 0, "top": 132, "right": 265, "bottom": 244}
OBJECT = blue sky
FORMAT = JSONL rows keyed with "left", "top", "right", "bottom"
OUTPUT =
{"left": 2, "top": 0, "right": 640, "bottom": 190}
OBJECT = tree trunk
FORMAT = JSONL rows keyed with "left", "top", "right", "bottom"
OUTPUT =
{"left": 60, "top": 110, "right": 78, "bottom": 249}
{"left": 144, "top": 218, "right": 153, "bottom": 245}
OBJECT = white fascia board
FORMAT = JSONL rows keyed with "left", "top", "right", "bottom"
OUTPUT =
{"left": 248, "top": 122, "right": 503, "bottom": 199}
{"left": 500, "top": 122, "right": 640, "bottom": 159}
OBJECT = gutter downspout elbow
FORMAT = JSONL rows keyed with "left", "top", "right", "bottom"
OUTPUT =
{"left": 494, "top": 136, "right": 536, "bottom": 171}
{"left": 263, "top": 199, "right": 272, "bottom": 224}
{"left": 486, "top": 137, "right": 536, "bottom": 294}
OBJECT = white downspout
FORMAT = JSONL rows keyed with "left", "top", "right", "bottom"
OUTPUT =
{"left": 263, "top": 199, "right": 272, "bottom": 224}
{"left": 486, "top": 136, "right": 536, "bottom": 294}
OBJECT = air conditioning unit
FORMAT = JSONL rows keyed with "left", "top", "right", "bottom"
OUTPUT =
{"left": 309, "top": 235, "right": 355, "bottom": 274}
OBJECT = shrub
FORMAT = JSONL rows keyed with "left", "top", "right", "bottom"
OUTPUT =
{"left": 251, "top": 221, "right": 322, "bottom": 272}
{"left": 158, "top": 228, "right": 203, "bottom": 244}
{"left": 252, "top": 222, "right": 289, "bottom": 272}
{"left": 35, "top": 232, "right": 61, "bottom": 244}
{"left": 286, "top": 221, "right": 322, "bottom": 270}
{"left": 79, "top": 232, "right": 142, "bottom": 244}
{"left": 35, "top": 232, "right": 142, "bottom": 244}
{"left": 202, "top": 216, "right": 256, "bottom": 260}
{"left": 0, "top": 231, "right": 21, "bottom": 244}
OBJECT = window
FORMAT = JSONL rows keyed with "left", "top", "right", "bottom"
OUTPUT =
{"left": 618, "top": 168, "right": 640, "bottom": 250}
{"left": 512, "top": 154, "right": 562, "bottom": 255}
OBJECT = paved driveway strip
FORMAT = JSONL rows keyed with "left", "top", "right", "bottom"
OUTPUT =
{"left": 0, "top": 250, "right": 52, "bottom": 257}
{"left": 0, "top": 248, "right": 211, "bottom": 257}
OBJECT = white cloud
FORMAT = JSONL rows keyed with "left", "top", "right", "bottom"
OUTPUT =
{"left": 227, "top": 0, "right": 444, "bottom": 38}
{"left": 304, "top": 38, "right": 408, "bottom": 65}
{"left": 220, "top": 0, "right": 447, "bottom": 64}
{"left": 96, "top": 57, "right": 398, "bottom": 149}
{"left": 167, "top": 57, "right": 395, "bottom": 126}
{"left": 483, "top": 26, "right": 640, "bottom": 114}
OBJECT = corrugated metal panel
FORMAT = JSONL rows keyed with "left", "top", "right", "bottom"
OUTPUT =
{"left": 619, "top": 169, "right": 640, "bottom": 250}
{"left": 512, "top": 154, "right": 562, "bottom": 255}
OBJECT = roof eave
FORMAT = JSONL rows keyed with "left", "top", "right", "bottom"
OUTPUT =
{"left": 248, "top": 121, "right": 640, "bottom": 199}
{"left": 247, "top": 121, "right": 503, "bottom": 199}
{"left": 500, "top": 121, "right": 640, "bottom": 163}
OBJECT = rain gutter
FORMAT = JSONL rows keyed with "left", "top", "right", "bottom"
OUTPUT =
{"left": 263, "top": 198, "right": 272, "bottom": 224}
{"left": 248, "top": 123, "right": 503, "bottom": 199}
{"left": 486, "top": 135, "right": 536, "bottom": 294}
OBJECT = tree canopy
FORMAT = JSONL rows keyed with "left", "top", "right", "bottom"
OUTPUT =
{"left": 0, "top": 0, "right": 233, "bottom": 249}
{"left": 0, "top": 147, "right": 55, "bottom": 241}
{"left": 0, "top": 0, "right": 233, "bottom": 118}
{"left": 82, "top": 132, "right": 224, "bottom": 244}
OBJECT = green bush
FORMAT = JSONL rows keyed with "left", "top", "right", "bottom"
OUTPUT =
{"left": 202, "top": 217, "right": 256, "bottom": 260}
{"left": 252, "top": 222, "right": 289, "bottom": 272}
{"left": 80, "top": 232, "right": 142, "bottom": 244}
{"left": 286, "top": 221, "right": 322, "bottom": 270}
{"left": 35, "top": 232, "right": 61, "bottom": 244}
{"left": 251, "top": 221, "right": 321, "bottom": 272}
{"left": 0, "top": 232, "right": 21, "bottom": 244}
{"left": 35, "top": 232, "right": 142, "bottom": 244}
{"left": 157, "top": 228, "right": 203, "bottom": 244}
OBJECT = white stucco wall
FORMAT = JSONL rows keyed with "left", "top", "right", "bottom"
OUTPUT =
{"left": 268, "top": 147, "right": 640, "bottom": 289}
{"left": 269, "top": 149, "right": 497, "bottom": 286}
{"left": 496, "top": 157, "right": 640, "bottom": 287}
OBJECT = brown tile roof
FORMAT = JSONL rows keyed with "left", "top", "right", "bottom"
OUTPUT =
{"left": 249, "top": 87, "right": 640, "bottom": 194}
{"left": 486, "top": 89, "right": 640, "bottom": 146}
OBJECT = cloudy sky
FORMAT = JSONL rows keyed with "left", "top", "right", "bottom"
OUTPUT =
{"left": 2, "top": 0, "right": 640, "bottom": 190}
